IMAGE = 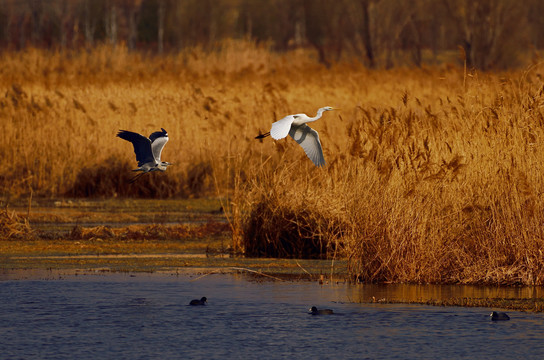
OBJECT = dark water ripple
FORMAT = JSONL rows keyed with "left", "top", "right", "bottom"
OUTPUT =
{"left": 1, "top": 274, "right": 543, "bottom": 360}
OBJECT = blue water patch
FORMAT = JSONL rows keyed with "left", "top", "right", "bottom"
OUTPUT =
{"left": 1, "top": 273, "right": 543, "bottom": 360}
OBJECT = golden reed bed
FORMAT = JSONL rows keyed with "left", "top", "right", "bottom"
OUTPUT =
{"left": 2, "top": 42, "right": 544, "bottom": 285}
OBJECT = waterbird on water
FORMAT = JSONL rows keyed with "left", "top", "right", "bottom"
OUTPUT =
{"left": 490, "top": 311, "right": 510, "bottom": 321}
{"left": 255, "top": 107, "right": 337, "bottom": 167}
{"left": 117, "top": 128, "right": 172, "bottom": 183}
{"left": 309, "top": 306, "right": 334, "bottom": 315}
{"left": 190, "top": 297, "right": 207, "bottom": 306}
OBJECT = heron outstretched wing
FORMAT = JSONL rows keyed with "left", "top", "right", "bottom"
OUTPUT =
{"left": 151, "top": 136, "right": 168, "bottom": 162}
{"left": 270, "top": 115, "right": 295, "bottom": 140}
{"left": 149, "top": 128, "right": 169, "bottom": 162}
{"left": 117, "top": 130, "right": 154, "bottom": 166}
{"left": 288, "top": 124, "right": 325, "bottom": 167}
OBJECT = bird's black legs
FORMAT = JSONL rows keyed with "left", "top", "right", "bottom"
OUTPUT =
{"left": 255, "top": 131, "right": 270, "bottom": 139}
{"left": 128, "top": 172, "right": 145, "bottom": 184}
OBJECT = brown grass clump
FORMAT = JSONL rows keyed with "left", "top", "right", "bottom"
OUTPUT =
{"left": 242, "top": 193, "right": 344, "bottom": 259}
{"left": 3, "top": 43, "right": 544, "bottom": 285}
{"left": 0, "top": 209, "right": 34, "bottom": 239}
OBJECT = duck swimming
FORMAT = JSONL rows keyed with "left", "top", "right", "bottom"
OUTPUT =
{"left": 309, "top": 306, "right": 334, "bottom": 315}
{"left": 490, "top": 311, "right": 510, "bottom": 321}
{"left": 189, "top": 297, "right": 207, "bottom": 306}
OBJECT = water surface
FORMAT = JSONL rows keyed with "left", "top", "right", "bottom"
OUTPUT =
{"left": 1, "top": 273, "right": 543, "bottom": 359}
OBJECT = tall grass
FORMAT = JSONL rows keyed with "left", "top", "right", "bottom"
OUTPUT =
{"left": 2, "top": 42, "right": 544, "bottom": 284}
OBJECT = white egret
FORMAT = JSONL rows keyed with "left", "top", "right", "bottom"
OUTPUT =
{"left": 255, "top": 106, "right": 336, "bottom": 167}
{"left": 117, "top": 128, "right": 172, "bottom": 183}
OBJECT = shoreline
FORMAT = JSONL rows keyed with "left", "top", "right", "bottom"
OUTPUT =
{"left": 3, "top": 258, "right": 544, "bottom": 313}
{"left": 3, "top": 198, "right": 544, "bottom": 312}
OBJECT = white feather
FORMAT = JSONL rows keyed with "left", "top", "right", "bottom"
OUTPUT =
{"left": 289, "top": 124, "right": 325, "bottom": 167}
{"left": 270, "top": 115, "right": 295, "bottom": 140}
{"left": 151, "top": 136, "right": 169, "bottom": 162}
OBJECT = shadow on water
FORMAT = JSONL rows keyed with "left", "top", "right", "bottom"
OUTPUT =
{"left": 1, "top": 272, "right": 544, "bottom": 359}
{"left": 349, "top": 283, "right": 544, "bottom": 303}
{"left": 3, "top": 269, "right": 543, "bottom": 304}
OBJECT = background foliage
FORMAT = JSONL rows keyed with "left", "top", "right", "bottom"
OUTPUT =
{"left": 1, "top": 0, "right": 544, "bottom": 69}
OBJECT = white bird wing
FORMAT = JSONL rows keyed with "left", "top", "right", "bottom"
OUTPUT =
{"left": 270, "top": 115, "right": 295, "bottom": 140}
{"left": 288, "top": 124, "right": 325, "bottom": 167}
{"left": 151, "top": 136, "right": 169, "bottom": 162}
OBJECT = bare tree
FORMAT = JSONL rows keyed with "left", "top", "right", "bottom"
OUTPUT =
{"left": 369, "top": 0, "right": 417, "bottom": 68}
{"left": 105, "top": 1, "right": 117, "bottom": 46}
{"left": 360, "top": 0, "right": 375, "bottom": 67}
{"left": 444, "top": 0, "right": 530, "bottom": 69}
{"left": 55, "top": 0, "right": 77, "bottom": 50}
{"left": 112, "top": 0, "right": 143, "bottom": 50}
{"left": 83, "top": 0, "right": 97, "bottom": 48}
{"left": 0, "top": 0, "right": 537, "bottom": 69}
{"left": 303, "top": 0, "right": 350, "bottom": 67}
{"left": 158, "top": 0, "right": 165, "bottom": 53}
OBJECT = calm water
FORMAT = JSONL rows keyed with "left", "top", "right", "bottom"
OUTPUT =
{"left": 1, "top": 273, "right": 544, "bottom": 360}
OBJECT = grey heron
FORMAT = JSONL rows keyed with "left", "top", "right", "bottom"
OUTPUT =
{"left": 255, "top": 106, "right": 336, "bottom": 167}
{"left": 117, "top": 128, "right": 172, "bottom": 183}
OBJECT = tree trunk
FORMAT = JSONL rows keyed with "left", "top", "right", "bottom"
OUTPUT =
{"left": 106, "top": 3, "right": 117, "bottom": 46}
{"left": 30, "top": 0, "right": 43, "bottom": 46}
{"left": 84, "top": 0, "right": 94, "bottom": 48}
{"left": 128, "top": 8, "right": 138, "bottom": 50}
{"left": 158, "top": 0, "right": 165, "bottom": 53}
{"left": 360, "top": 0, "right": 374, "bottom": 68}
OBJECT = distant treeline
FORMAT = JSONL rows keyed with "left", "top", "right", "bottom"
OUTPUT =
{"left": 1, "top": 0, "right": 543, "bottom": 69}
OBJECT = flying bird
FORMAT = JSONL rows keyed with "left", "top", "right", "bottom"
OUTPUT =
{"left": 117, "top": 128, "right": 172, "bottom": 183}
{"left": 255, "top": 106, "right": 336, "bottom": 167}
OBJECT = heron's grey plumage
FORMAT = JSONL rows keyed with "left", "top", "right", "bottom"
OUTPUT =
{"left": 149, "top": 128, "right": 169, "bottom": 163}
{"left": 117, "top": 128, "right": 171, "bottom": 181}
